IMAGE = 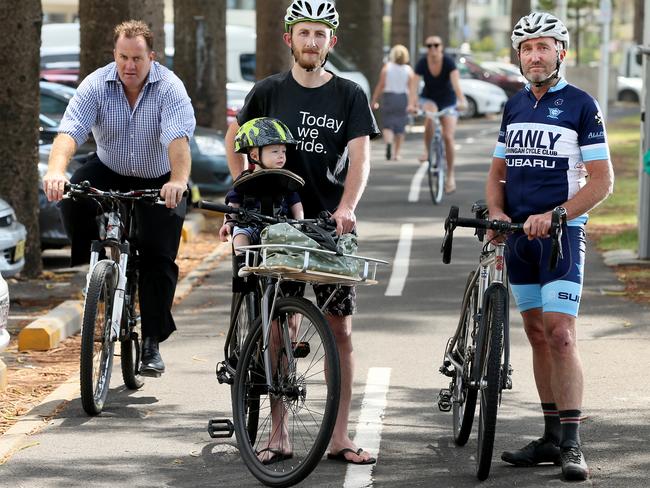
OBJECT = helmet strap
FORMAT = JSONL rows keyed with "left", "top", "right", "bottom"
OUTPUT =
{"left": 520, "top": 46, "right": 563, "bottom": 88}
{"left": 247, "top": 151, "right": 267, "bottom": 169}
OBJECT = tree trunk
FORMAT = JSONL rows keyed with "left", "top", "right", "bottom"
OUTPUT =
{"left": 335, "top": 0, "right": 384, "bottom": 99}
{"left": 173, "top": 0, "right": 227, "bottom": 131}
{"left": 510, "top": 0, "right": 531, "bottom": 64}
{"left": 0, "top": 0, "right": 42, "bottom": 277}
{"left": 634, "top": 0, "right": 643, "bottom": 46}
{"left": 390, "top": 0, "right": 411, "bottom": 49}
{"left": 423, "top": 0, "right": 450, "bottom": 46}
{"left": 256, "top": 0, "right": 292, "bottom": 79}
{"left": 79, "top": 0, "right": 165, "bottom": 81}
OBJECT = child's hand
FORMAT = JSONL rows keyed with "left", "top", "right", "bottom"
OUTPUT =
{"left": 218, "top": 223, "right": 231, "bottom": 242}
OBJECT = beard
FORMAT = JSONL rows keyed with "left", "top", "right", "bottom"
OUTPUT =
{"left": 523, "top": 63, "right": 555, "bottom": 83}
{"left": 291, "top": 40, "right": 327, "bottom": 70}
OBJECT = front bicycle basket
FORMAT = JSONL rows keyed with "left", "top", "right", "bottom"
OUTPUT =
{"left": 236, "top": 223, "right": 385, "bottom": 285}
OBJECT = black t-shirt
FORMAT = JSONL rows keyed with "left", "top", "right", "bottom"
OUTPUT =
{"left": 237, "top": 70, "right": 379, "bottom": 218}
{"left": 415, "top": 54, "right": 458, "bottom": 109}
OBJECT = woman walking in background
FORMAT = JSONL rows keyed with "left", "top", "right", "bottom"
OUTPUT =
{"left": 371, "top": 44, "right": 415, "bottom": 161}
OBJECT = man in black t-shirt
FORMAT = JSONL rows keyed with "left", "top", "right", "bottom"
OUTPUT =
{"left": 225, "top": 0, "right": 379, "bottom": 466}
{"left": 410, "top": 35, "right": 467, "bottom": 194}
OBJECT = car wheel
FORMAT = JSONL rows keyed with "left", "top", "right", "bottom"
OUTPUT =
{"left": 460, "top": 97, "right": 478, "bottom": 119}
{"left": 618, "top": 89, "right": 640, "bottom": 104}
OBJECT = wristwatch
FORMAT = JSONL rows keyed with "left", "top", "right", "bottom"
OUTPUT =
{"left": 553, "top": 206, "right": 568, "bottom": 223}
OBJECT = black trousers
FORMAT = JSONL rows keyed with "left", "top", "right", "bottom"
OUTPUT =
{"left": 60, "top": 154, "right": 186, "bottom": 342}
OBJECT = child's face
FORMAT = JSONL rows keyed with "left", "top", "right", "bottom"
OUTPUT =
{"left": 258, "top": 144, "right": 287, "bottom": 168}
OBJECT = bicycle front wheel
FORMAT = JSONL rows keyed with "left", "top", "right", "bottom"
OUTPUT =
{"left": 476, "top": 285, "right": 506, "bottom": 481}
{"left": 427, "top": 137, "right": 445, "bottom": 205}
{"left": 233, "top": 296, "right": 340, "bottom": 488}
{"left": 452, "top": 271, "right": 479, "bottom": 446}
{"left": 80, "top": 260, "right": 117, "bottom": 415}
{"left": 121, "top": 277, "right": 144, "bottom": 390}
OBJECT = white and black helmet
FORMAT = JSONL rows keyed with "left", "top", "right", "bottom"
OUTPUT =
{"left": 511, "top": 12, "right": 569, "bottom": 50}
{"left": 284, "top": 0, "right": 339, "bottom": 32}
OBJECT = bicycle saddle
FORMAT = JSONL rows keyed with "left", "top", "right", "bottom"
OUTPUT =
{"left": 233, "top": 169, "right": 305, "bottom": 198}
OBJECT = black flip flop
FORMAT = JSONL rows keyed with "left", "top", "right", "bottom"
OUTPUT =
{"left": 257, "top": 447, "right": 293, "bottom": 465}
{"left": 327, "top": 448, "right": 376, "bottom": 465}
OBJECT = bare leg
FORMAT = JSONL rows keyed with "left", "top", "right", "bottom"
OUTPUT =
{"left": 326, "top": 314, "right": 373, "bottom": 463}
{"left": 521, "top": 308, "right": 555, "bottom": 402}
{"left": 440, "top": 115, "right": 458, "bottom": 192}
{"left": 393, "top": 133, "right": 404, "bottom": 160}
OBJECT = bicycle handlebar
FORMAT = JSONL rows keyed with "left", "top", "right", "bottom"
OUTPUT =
{"left": 197, "top": 199, "right": 337, "bottom": 231}
{"left": 441, "top": 205, "right": 563, "bottom": 270}
{"left": 64, "top": 181, "right": 185, "bottom": 204}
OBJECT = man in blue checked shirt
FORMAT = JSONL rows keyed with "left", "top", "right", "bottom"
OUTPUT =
{"left": 43, "top": 20, "right": 196, "bottom": 377}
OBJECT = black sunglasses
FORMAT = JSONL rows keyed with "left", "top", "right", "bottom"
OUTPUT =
{"left": 426, "top": 42, "right": 441, "bottom": 48}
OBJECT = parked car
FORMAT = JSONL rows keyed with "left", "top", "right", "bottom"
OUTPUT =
{"left": 458, "top": 78, "right": 508, "bottom": 118}
{"left": 0, "top": 272, "right": 9, "bottom": 352}
{"left": 617, "top": 76, "right": 641, "bottom": 103}
{"left": 40, "top": 81, "right": 77, "bottom": 122}
{"left": 457, "top": 57, "right": 525, "bottom": 98}
{"left": 227, "top": 81, "right": 253, "bottom": 126}
{"left": 0, "top": 199, "right": 26, "bottom": 277}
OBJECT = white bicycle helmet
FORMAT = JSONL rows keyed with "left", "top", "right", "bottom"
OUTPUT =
{"left": 284, "top": 0, "right": 339, "bottom": 32}
{"left": 511, "top": 12, "right": 569, "bottom": 50}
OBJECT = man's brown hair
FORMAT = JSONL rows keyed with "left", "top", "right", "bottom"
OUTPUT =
{"left": 113, "top": 20, "right": 154, "bottom": 51}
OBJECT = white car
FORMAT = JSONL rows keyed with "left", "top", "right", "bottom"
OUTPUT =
{"left": 617, "top": 76, "right": 641, "bottom": 103}
{"left": 0, "top": 273, "right": 9, "bottom": 352}
{"left": 459, "top": 78, "right": 508, "bottom": 118}
{"left": 0, "top": 199, "right": 26, "bottom": 278}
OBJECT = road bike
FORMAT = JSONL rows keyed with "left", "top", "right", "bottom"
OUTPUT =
{"left": 421, "top": 106, "right": 456, "bottom": 205}
{"left": 437, "top": 202, "right": 563, "bottom": 480}
{"left": 65, "top": 182, "right": 165, "bottom": 415}
{"left": 197, "top": 171, "right": 386, "bottom": 487}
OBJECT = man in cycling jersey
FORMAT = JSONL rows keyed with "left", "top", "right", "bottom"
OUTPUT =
{"left": 225, "top": 0, "right": 379, "bottom": 465}
{"left": 486, "top": 12, "right": 614, "bottom": 481}
{"left": 43, "top": 20, "right": 195, "bottom": 378}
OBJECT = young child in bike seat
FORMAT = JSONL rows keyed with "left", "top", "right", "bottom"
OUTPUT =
{"left": 219, "top": 117, "right": 304, "bottom": 274}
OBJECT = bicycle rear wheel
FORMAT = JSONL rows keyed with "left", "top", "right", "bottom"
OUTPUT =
{"left": 80, "top": 260, "right": 116, "bottom": 415}
{"left": 233, "top": 296, "right": 340, "bottom": 488}
{"left": 452, "top": 271, "right": 479, "bottom": 446}
{"left": 427, "top": 137, "right": 445, "bottom": 205}
{"left": 121, "top": 277, "right": 144, "bottom": 390}
{"left": 476, "top": 286, "right": 506, "bottom": 481}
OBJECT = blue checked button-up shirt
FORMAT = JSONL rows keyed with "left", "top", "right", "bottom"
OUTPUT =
{"left": 59, "top": 61, "right": 196, "bottom": 178}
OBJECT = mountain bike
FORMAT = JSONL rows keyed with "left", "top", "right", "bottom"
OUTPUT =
{"left": 437, "top": 202, "right": 563, "bottom": 480}
{"left": 421, "top": 106, "right": 456, "bottom": 205}
{"left": 198, "top": 181, "right": 386, "bottom": 487}
{"left": 65, "top": 181, "right": 165, "bottom": 415}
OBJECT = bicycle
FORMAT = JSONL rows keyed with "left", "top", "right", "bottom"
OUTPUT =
{"left": 64, "top": 181, "right": 166, "bottom": 415}
{"left": 420, "top": 106, "right": 456, "bottom": 205}
{"left": 436, "top": 202, "right": 563, "bottom": 480}
{"left": 198, "top": 173, "right": 386, "bottom": 487}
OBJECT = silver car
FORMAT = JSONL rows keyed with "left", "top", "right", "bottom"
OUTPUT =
{"left": 0, "top": 198, "right": 26, "bottom": 277}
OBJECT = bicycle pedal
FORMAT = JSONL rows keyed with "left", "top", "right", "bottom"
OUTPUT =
{"left": 437, "top": 389, "right": 452, "bottom": 412}
{"left": 215, "top": 362, "right": 234, "bottom": 385}
{"left": 207, "top": 418, "right": 234, "bottom": 438}
{"left": 292, "top": 341, "right": 310, "bottom": 358}
{"left": 439, "top": 364, "right": 454, "bottom": 378}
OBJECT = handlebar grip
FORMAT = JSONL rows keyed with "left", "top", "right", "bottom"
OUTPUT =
{"left": 441, "top": 206, "right": 459, "bottom": 264}
{"left": 548, "top": 211, "right": 563, "bottom": 271}
{"left": 196, "top": 200, "right": 235, "bottom": 214}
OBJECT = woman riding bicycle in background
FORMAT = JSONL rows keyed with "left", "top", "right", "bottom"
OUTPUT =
{"left": 409, "top": 34, "right": 467, "bottom": 194}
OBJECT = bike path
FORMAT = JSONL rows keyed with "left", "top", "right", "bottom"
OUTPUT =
{"left": 2, "top": 117, "right": 649, "bottom": 487}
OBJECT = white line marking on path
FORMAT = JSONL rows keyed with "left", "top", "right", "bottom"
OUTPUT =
{"left": 343, "top": 367, "right": 392, "bottom": 488}
{"left": 385, "top": 224, "right": 413, "bottom": 296}
{"left": 408, "top": 164, "right": 427, "bottom": 202}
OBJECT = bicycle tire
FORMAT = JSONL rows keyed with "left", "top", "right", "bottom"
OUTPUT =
{"left": 476, "top": 286, "right": 506, "bottom": 481}
{"left": 121, "top": 277, "right": 144, "bottom": 390}
{"left": 427, "top": 136, "right": 445, "bottom": 205}
{"left": 233, "top": 296, "right": 340, "bottom": 487}
{"left": 80, "top": 260, "right": 117, "bottom": 415}
{"left": 452, "top": 271, "right": 479, "bottom": 446}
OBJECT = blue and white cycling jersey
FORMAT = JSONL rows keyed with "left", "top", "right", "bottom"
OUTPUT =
{"left": 492, "top": 79, "right": 610, "bottom": 225}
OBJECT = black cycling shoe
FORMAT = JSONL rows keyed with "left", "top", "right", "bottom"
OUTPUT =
{"left": 386, "top": 143, "right": 392, "bottom": 161}
{"left": 140, "top": 337, "right": 165, "bottom": 377}
{"left": 560, "top": 442, "right": 589, "bottom": 481}
{"left": 501, "top": 437, "right": 561, "bottom": 466}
